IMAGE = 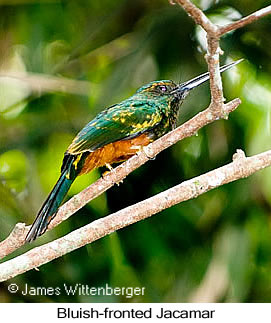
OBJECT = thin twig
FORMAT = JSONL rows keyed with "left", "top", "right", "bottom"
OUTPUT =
{"left": 1, "top": 1, "right": 271, "bottom": 281}
{"left": 172, "top": 0, "right": 223, "bottom": 115}
{"left": 171, "top": 0, "right": 218, "bottom": 35}
{"left": 1, "top": 148, "right": 271, "bottom": 282}
{"left": 172, "top": 1, "right": 271, "bottom": 117}
{"left": 218, "top": 5, "right": 271, "bottom": 36}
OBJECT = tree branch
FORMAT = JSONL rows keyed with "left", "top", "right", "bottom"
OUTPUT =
{"left": 218, "top": 5, "right": 271, "bottom": 36}
{"left": 172, "top": 0, "right": 224, "bottom": 115}
{"left": 0, "top": 98, "right": 241, "bottom": 260}
{"left": 171, "top": 0, "right": 218, "bottom": 35}
{"left": 1, "top": 148, "right": 271, "bottom": 282}
{"left": 171, "top": 1, "right": 271, "bottom": 117}
{"left": 1, "top": 1, "right": 271, "bottom": 281}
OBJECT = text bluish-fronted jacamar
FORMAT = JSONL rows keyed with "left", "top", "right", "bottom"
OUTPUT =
{"left": 26, "top": 60, "right": 242, "bottom": 242}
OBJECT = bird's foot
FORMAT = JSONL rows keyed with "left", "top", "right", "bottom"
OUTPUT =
{"left": 115, "top": 179, "right": 123, "bottom": 186}
{"left": 143, "top": 146, "right": 156, "bottom": 160}
{"left": 102, "top": 163, "right": 113, "bottom": 178}
{"left": 130, "top": 145, "right": 156, "bottom": 160}
{"left": 130, "top": 145, "right": 142, "bottom": 154}
{"left": 102, "top": 163, "right": 123, "bottom": 186}
{"left": 106, "top": 163, "right": 114, "bottom": 171}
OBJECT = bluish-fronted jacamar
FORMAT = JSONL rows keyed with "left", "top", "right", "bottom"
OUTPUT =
{"left": 26, "top": 60, "right": 242, "bottom": 242}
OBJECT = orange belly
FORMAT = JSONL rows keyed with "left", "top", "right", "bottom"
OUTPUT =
{"left": 79, "top": 133, "right": 151, "bottom": 175}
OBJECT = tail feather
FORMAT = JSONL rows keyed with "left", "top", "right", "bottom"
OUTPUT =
{"left": 25, "top": 170, "right": 74, "bottom": 242}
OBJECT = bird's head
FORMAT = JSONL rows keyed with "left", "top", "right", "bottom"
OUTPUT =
{"left": 134, "top": 59, "right": 243, "bottom": 104}
{"left": 135, "top": 80, "right": 177, "bottom": 100}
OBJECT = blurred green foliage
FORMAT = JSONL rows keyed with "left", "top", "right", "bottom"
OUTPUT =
{"left": 0, "top": 0, "right": 271, "bottom": 303}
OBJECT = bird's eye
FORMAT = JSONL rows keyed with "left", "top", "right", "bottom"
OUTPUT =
{"left": 158, "top": 85, "right": 168, "bottom": 93}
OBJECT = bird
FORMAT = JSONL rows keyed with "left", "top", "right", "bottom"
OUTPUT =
{"left": 25, "top": 59, "right": 242, "bottom": 242}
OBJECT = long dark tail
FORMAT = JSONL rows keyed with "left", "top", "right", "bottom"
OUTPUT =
{"left": 25, "top": 170, "right": 74, "bottom": 242}
{"left": 25, "top": 154, "right": 81, "bottom": 242}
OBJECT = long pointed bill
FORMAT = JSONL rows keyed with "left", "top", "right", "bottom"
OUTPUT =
{"left": 175, "top": 59, "right": 243, "bottom": 94}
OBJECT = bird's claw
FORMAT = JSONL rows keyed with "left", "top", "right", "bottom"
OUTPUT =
{"left": 102, "top": 163, "right": 123, "bottom": 186}
{"left": 106, "top": 163, "right": 114, "bottom": 171}
{"left": 142, "top": 146, "right": 156, "bottom": 160}
{"left": 130, "top": 145, "right": 156, "bottom": 160}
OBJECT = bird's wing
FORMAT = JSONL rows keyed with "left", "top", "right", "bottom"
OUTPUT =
{"left": 67, "top": 100, "right": 162, "bottom": 154}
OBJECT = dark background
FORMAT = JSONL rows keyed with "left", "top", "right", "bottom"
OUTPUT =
{"left": 1, "top": 0, "right": 271, "bottom": 302}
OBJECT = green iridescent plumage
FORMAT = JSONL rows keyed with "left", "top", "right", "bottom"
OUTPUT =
{"left": 26, "top": 60, "right": 242, "bottom": 242}
{"left": 67, "top": 80, "right": 177, "bottom": 155}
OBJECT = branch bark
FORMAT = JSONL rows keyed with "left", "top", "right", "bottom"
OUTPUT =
{"left": 1, "top": 1, "right": 271, "bottom": 281}
{"left": 0, "top": 98, "right": 241, "bottom": 259}
{"left": 218, "top": 5, "right": 271, "bottom": 36}
{"left": 1, "top": 149, "right": 271, "bottom": 282}
{"left": 171, "top": 0, "right": 218, "bottom": 35}
{"left": 172, "top": 1, "right": 271, "bottom": 116}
